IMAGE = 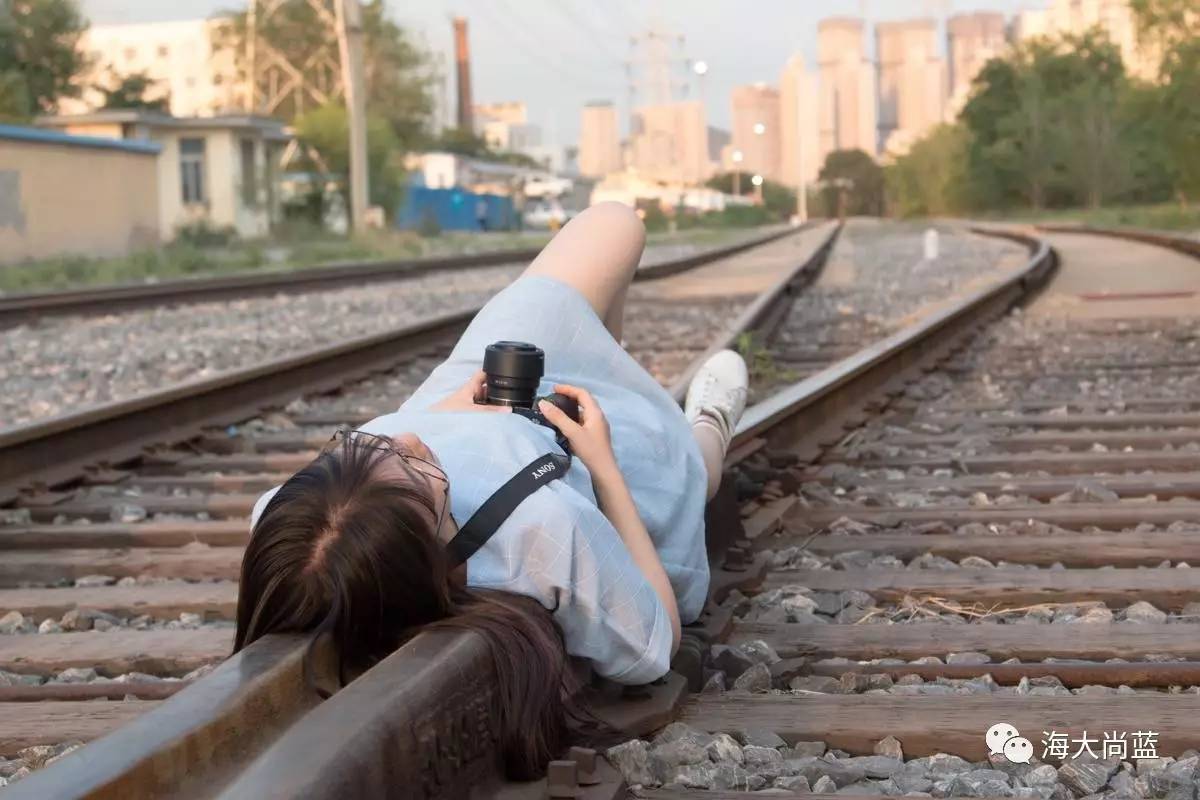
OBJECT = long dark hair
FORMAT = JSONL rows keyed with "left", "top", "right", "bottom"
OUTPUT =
{"left": 234, "top": 436, "right": 596, "bottom": 779}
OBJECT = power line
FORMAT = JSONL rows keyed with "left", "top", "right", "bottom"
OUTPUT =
{"left": 543, "top": 1, "right": 628, "bottom": 65}
{"left": 467, "top": 1, "right": 622, "bottom": 94}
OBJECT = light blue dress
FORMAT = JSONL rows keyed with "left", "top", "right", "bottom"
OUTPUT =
{"left": 252, "top": 274, "right": 710, "bottom": 684}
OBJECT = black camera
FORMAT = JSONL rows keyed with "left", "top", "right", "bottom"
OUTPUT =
{"left": 482, "top": 341, "right": 580, "bottom": 437}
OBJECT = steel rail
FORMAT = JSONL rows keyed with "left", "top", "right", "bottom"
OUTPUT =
{"left": 0, "top": 226, "right": 798, "bottom": 325}
{"left": 1035, "top": 222, "right": 1200, "bottom": 260}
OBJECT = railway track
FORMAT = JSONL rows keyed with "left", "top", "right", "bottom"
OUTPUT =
{"left": 6, "top": 221, "right": 1187, "bottom": 799}
{"left": 0, "top": 226, "right": 795, "bottom": 326}
{"left": 0, "top": 221, "right": 838, "bottom": 796}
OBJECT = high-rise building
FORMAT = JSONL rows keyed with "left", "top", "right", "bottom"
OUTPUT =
{"left": 629, "top": 100, "right": 710, "bottom": 185}
{"left": 59, "top": 19, "right": 245, "bottom": 117}
{"left": 947, "top": 12, "right": 1008, "bottom": 106}
{"left": 475, "top": 102, "right": 527, "bottom": 126}
{"left": 877, "top": 19, "right": 947, "bottom": 155}
{"left": 474, "top": 102, "right": 540, "bottom": 153}
{"left": 1016, "top": 0, "right": 1158, "bottom": 81}
{"left": 730, "top": 84, "right": 782, "bottom": 182}
{"left": 816, "top": 18, "right": 878, "bottom": 165}
{"left": 779, "top": 55, "right": 820, "bottom": 189}
{"left": 578, "top": 101, "right": 622, "bottom": 178}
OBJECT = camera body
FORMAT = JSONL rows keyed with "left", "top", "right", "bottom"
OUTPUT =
{"left": 482, "top": 341, "right": 580, "bottom": 436}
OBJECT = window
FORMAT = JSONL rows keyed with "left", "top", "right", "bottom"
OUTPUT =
{"left": 179, "top": 138, "right": 207, "bottom": 205}
{"left": 124, "top": 47, "right": 137, "bottom": 62}
{"left": 240, "top": 138, "right": 258, "bottom": 207}
{"left": 157, "top": 45, "right": 169, "bottom": 58}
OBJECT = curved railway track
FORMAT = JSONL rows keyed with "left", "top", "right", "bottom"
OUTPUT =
{"left": 5, "top": 222, "right": 1195, "bottom": 799}
{"left": 0, "top": 226, "right": 796, "bottom": 326}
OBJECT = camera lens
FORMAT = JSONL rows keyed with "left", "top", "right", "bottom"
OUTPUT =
{"left": 483, "top": 341, "right": 544, "bottom": 408}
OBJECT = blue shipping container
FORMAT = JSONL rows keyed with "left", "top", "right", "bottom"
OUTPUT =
{"left": 396, "top": 187, "right": 515, "bottom": 232}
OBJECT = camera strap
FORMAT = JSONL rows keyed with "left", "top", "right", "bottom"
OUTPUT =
{"left": 445, "top": 449, "right": 571, "bottom": 566}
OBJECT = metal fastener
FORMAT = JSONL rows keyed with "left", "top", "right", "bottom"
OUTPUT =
{"left": 545, "top": 759, "right": 581, "bottom": 798}
{"left": 568, "top": 746, "right": 599, "bottom": 785}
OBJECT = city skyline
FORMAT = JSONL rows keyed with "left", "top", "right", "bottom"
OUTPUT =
{"left": 80, "top": 0, "right": 1041, "bottom": 145}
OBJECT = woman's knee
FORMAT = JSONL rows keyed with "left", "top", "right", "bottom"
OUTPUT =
{"left": 524, "top": 201, "right": 646, "bottom": 306}
{"left": 574, "top": 202, "right": 647, "bottom": 257}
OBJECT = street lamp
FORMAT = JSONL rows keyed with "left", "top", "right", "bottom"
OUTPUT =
{"left": 692, "top": 60, "right": 709, "bottom": 161}
{"left": 752, "top": 122, "right": 767, "bottom": 191}
{"left": 732, "top": 149, "right": 743, "bottom": 196}
{"left": 752, "top": 173, "right": 763, "bottom": 204}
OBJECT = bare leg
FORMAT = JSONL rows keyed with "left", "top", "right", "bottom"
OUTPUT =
{"left": 522, "top": 202, "right": 644, "bottom": 342}
{"left": 692, "top": 420, "right": 726, "bottom": 501}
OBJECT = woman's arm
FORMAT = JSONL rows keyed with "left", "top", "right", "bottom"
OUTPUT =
{"left": 587, "top": 457, "right": 682, "bottom": 654}
{"left": 538, "top": 385, "right": 682, "bottom": 655}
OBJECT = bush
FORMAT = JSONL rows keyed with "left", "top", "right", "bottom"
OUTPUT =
{"left": 174, "top": 220, "right": 238, "bottom": 248}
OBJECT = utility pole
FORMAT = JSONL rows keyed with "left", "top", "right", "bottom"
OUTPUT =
{"left": 335, "top": 0, "right": 369, "bottom": 232}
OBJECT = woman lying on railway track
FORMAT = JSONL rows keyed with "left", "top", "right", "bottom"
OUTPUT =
{"left": 233, "top": 202, "right": 749, "bottom": 777}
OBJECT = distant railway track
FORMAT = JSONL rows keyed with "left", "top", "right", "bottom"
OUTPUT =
{"left": 13, "top": 222, "right": 1199, "bottom": 799}
{"left": 0, "top": 226, "right": 797, "bottom": 326}
{"left": 1036, "top": 223, "right": 1200, "bottom": 260}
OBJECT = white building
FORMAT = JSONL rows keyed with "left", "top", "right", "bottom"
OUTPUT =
{"left": 779, "top": 54, "right": 821, "bottom": 189}
{"left": 60, "top": 19, "right": 245, "bottom": 118}
{"left": 589, "top": 171, "right": 745, "bottom": 213}
{"left": 38, "top": 110, "right": 289, "bottom": 241}
{"left": 578, "top": 101, "right": 622, "bottom": 179}
{"left": 817, "top": 18, "right": 878, "bottom": 161}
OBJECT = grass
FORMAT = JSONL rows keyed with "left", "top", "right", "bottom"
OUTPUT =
{"left": 735, "top": 331, "right": 798, "bottom": 389}
{"left": 0, "top": 225, "right": 771, "bottom": 296}
{"left": 987, "top": 202, "right": 1200, "bottom": 234}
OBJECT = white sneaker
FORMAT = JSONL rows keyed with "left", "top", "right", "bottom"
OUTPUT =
{"left": 685, "top": 349, "right": 749, "bottom": 443}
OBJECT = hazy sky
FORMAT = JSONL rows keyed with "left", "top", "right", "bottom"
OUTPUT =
{"left": 80, "top": 0, "right": 1042, "bottom": 147}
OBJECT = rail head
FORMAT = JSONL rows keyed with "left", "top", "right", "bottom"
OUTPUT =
{"left": 1034, "top": 222, "right": 1200, "bottom": 260}
{"left": 0, "top": 633, "right": 324, "bottom": 800}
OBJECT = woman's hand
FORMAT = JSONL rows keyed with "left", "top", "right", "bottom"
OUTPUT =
{"left": 430, "top": 370, "right": 511, "bottom": 414}
{"left": 537, "top": 384, "right": 617, "bottom": 475}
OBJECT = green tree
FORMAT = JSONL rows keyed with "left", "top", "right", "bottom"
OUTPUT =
{"left": 430, "top": 126, "right": 491, "bottom": 158}
{"left": 818, "top": 149, "right": 885, "bottom": 216}
{"left": 960, "top": 34, "right": 1123, "bottom": 210}
{"left": 215, "top": 0, "right": 434, "bottom": 147}
{"left": 705, "top": 172, "right": 797, "bottom": 221}
{"left": 97, "top": 69, "right": 169, "bottom": 112}
{"left": 995, "top": 39, "right": 1069, "bottom": 210}
{"left": 1129, "top": 0, "right": 1200, "bottom": 205}
{"left": 1059, "top": 29, "right": 1126, "bottom": 208}
{"left": 1158, "top": 39, "right": 1200, "bottom": 204}
{"left": 1114, "top": 81, "right": 1173, "bottom": 204}
{"left": 1129, "top": 0, "right": 1199, "bottom": 58}
{"left": 295, "top": 102, "right": 403, "bottom": 216}
{"left": 359, "top": 0, "right": 434, "bottom": 148}
{"left": 0, "top": 0, "right": 90, "bottom": 119}
{"left": 886, "top": 124, "right": 972, "bottom": 217}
